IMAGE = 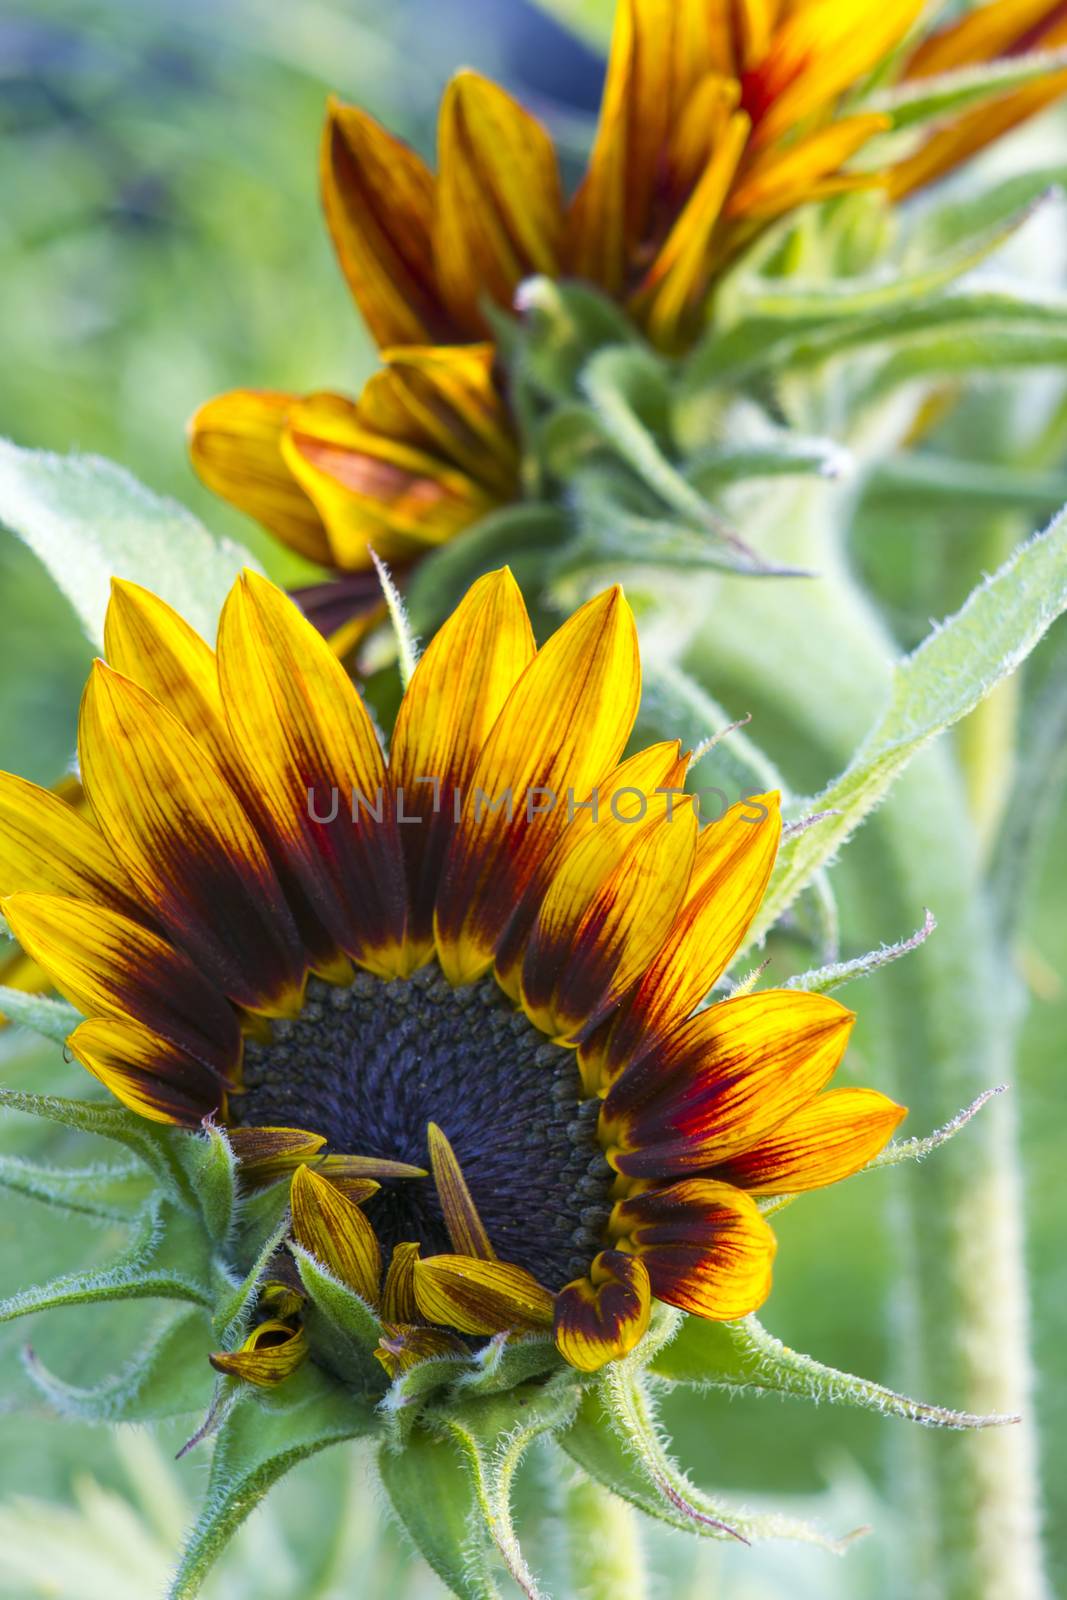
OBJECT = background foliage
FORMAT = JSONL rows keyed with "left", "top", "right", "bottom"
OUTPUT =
{"left": 0, "top": 1, "right": 1064, "bottom": 1595}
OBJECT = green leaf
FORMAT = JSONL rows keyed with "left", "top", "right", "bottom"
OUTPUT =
{"left": 0, "top": 1152, "right": 150, "bottom": 1220}
{"left": 651, "top": 1314, "right": 1016, "bottom": 1431}
{"left": 511, "top": 275, "right": 641, "bottom": 402}
{"left": 560, "top": 1370, "right": 851, "bottom": 1552}
{"left": 784, "top": 909, "right": 936, "bottom": 994}
{"left": 291, "top": 1244, "right": 385, "bottom": 1385}
{"left": 404, "top": 504, "right": 571, "bottom": 635}
{"left": 379, "top": 1351, "right": 475, "bottom": 1447}
{"left": 454, "top": 1331, "right": 564, "bottom": 1396}
{"left": 24, "top": 1306, "right": 214, "bottom": 1422}
{"left": 866, "top": 453, "right": 1067, "bottom": 513}
{"left": 0, "top": 441, "right": 260, "bottom": 650}
{"left": 0, "top": 1197, "right": 213, "bottom": 1323}
{"left": 168, "top": 1365, "right": 376, "bottom": 1599}
{"left": 686, "top": 433, "right": 851, "bottom": 491}
{"left": 862, "top": 48, "right": 1067, "bottom": 130}
{"left": 746, "top": 502, "right": 1067, "bottom": 946}
{"left": 378, "top": 1425, "right": 502, "bottom": 1600}
{"left": 0, "top": 986, "right": 81, "bottom": 1042}
{"left": 0, "top": 1086, "right": 198, "bottom": 1205}
{"left": 174, "top": 1125, "right": 236, "bottom": 1248}
{"left": 213, "top": 1213, "right": 291, "bottom": 1344}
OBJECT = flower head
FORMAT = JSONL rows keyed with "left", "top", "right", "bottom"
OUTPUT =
{"left": 0, "top": 570, "right": 903, "bottom": 1374}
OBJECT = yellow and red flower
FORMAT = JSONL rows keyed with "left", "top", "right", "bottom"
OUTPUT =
{"left": 0, "top": 570, "right": 903, "bottom": 1372}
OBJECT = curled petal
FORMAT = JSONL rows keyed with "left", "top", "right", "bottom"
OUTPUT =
{"left": 375, "top": 1321, "right": 468, "bottom": 1378}
{"left": 554, "top": 1250, "right": 651, "bottom": 1372}
{"left": 290, "top": 1165, "right": 382, "bottom": 1305}
{"left": 381, "top": 1242, "right": 421, "bottom": 1323}
{"left": 611, "top": 1179, "right": 776, "bottom": 1320}
{"left": 711, "top": 1087, "right": 906, "bottom": 1195}
{"left": 209, "top": 1320, "right": 308, "bottom": 1388}
{"left": 412, "top": 1254, "right": 554, "bottom": 1336}
{"left": 187, "top": 390, "right": 332, "bottom": 565}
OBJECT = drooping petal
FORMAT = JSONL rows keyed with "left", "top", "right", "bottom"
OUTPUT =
{"left": 381, "top": 1241, "right": 421, "bottom": 1323}
{"left": 216, "top": 571, "right": 409, "bottom": 976}
{"left": 210, "top": 1321, "right": 308, "bottom": 1388}
{"left": 726, "top": 114, "right": 890, "bottom": 220}
{"left": 434, "top": 70, "right": 565, "bottom": 335}
{"left": 610, "top": 1179, "right": 776, "bottom": 1320}
{"left": 226, "top": 1125, "right": 328, "bottom": 1184}
{"left": 375, "top": 1322, "right": 469, "bottom": 1377}
{"left": 282, "top": 389, "right": 497, "bottom": 572}
{"left": 2, "top": 893, "right": 241, "bottom": 1076}
{"left": 389, "top": 568, "right": 536, "bottom": 967}
{"left": 427, "top": 1122, "right": 497, "bottom": 1259}
{"left": 187, "top": 390, "right": 333, "bottom": 565}
{"left": 711, "top": 1087, "right": 906, "bottom": 1194}
{"left": 521, "top": 798, "right": 698, "bottom": 1041}
{"left": 435, "top": 587, "right": 641, "bottom": 985}
{"left": 290, "top": 1164, "right": 382, "bottom": 1304}
{"left": 412, "top": 1254, "right": 554, "bottom": 1335}
{"left": 0, "top": 770, "right": 138, "bottom": 913}
{"left": 553, "top": 1250, "right": 651, "bottom": 1372}
{"left": 493, "top": 741, "right": 689, "bottom": 1001}
{"left": 906, "top": 0, "right": 1060, "bottom": 77}
{"left": 321, "top": 98, "right": 450, "bottom": 347}
{"left": 367, "top": 344, "right": 519, "bottom": 498}
{"left": 603, "top": 990, "right": 855, "bottom": 1178}
{"left": 579, "top": 793, "right": 781, "bottom": 1093}
{"left": 79, "top": 661, "right": 307, "bottom": 1017}
{"left": 69, "top": 1015, "right": 223, "bottom": 1126}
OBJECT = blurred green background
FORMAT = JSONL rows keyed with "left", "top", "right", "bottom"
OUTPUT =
{"left": 0, "top": 2, "right": 1063, "bottom": 1595}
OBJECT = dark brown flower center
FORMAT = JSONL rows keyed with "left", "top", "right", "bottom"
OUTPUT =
{"left": 235, "top": 964, "right": 615, "bottom": 1288}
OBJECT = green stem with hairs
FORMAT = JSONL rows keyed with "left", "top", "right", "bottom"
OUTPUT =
{"left": 562, "top": 1475, "right": 648, "bottom": 1600}
{"left": 679, "top": 474, "right": 1047, "bottom": 1600}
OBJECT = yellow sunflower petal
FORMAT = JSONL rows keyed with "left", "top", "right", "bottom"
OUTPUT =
{"left": 726, "top": 113, "right": 890, "bottom": 220}
{"left": 381, "top": 1241, "right": 421, "bottom": 1323}
{"left": 68, "top": 1015, "right": 223, "bottom": 1126}
{"left": 553, "top": 1250, "right": 651, "bottom": 1372}
{"left": 412, "top": 1254, "right": 554, "bottom": 1336}
{"left": 434, "top": 70, "right": 565, "bottom": 336}
{"left": 0, "top": 770, "right": 137, "bottom": 911}
{"left": 187, "top": 390, "right": 333, "bottom": 565}
{"left": 225, "top": 1125, "right": 328, "bottom": 1184}
{"left": 427, "top": 1121, "right": 497, "bottom": 1260}
{"left": 435, "top": 587, "right": 641, "bottom": 986}
{"left": 104, "top": 579, "right": 233, "bottom": 773}
{"left": 711, "top": 1086, "right": 906, "bottom": 1194}
{"left": 210, "top": 1321, "right": 308, "bottom": 1388}
{"left": 375, "top": 1322, "right": 469, "bottom": 1377}
{"left": 603, "top": 990, "right": 856, "bottom": 1178}
{"left": 370, "top": 344, "right": 519, "bottom": 498}
{"left": 2, "top": 892, "right": 241, "bottom": 1076}
{"left": 80, "top": 661, "right": 306, "bottom": 1017}
{"left": 389, "top": 568, "right": 535, "bottom": 968}
{"left": 610, "top": 1178, "right": 776, "bottom": 1320}
{"left": 290, "top": 1164, "right": 382, "bottom": 1304}
{"left": 906, "top": 0, "right": 1060, "bottom": 77}
{"left": 521, "top": 798, "right": 698, "bottom": 1041}
{"left": 493, "top": 740, "right": 689, "bottom": 1001}
{"left": 580, "top": 793, "right": 781, "bottom": 1094}
{"left": 321, "top": 98, "right": 449, "bottom": 348}
{"left": 216, "top": 570, "right": 408, "bottom": 975}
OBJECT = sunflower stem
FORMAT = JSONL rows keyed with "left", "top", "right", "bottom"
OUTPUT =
{"left": 561, "top": 1473, "right": 648, "bottom": 1600}
{"left": 679, "top": 471, "right": 1047, "bottom": 1600}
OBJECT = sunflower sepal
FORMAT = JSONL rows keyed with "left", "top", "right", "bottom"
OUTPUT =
{"left": 0, "top": 984, "right": 80, "bottom": 1042}
{"left": 0, "top": 1149, "right": 151, "bottom": 1221}
{"left": 861, "top": 45, "right": 1067, "bottom": 132}
{"left": 454, "top": 1328, "right": 565, "bottom": 1396}
{"left": 23, "top": 1305, "right": 215, "bottom": 1425}
{"left": 291, "top": 1243, "right": 386, "bottom": 1385}
{"left": 168, "top": 1365, "right": 378, "bottom": 1600}
{"left": 376, "top": 1424, "right": 504, "bottom": 1600}
{"left": 507, "top": 274, "right": 643, "bottom": 404}
{"left": 649, "top": 1311, "right": 1019, "bottom": 1431}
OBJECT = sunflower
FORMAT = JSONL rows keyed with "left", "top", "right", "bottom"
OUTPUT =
{"left": 0, "top": 570, "right": 904, "bottom": 1375}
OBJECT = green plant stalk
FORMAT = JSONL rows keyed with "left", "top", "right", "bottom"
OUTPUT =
{"left": 680, "top": 475, "right": 1047, "bottom": 1600}
{"left": 562, "top": 1475, "right": 648, "bottom": 1600}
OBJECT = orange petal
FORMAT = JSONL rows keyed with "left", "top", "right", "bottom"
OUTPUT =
{"left": 187, "top": 390, "right": 332, "bottom": 565}
{"left": 2, "top": 892, "right": 240, "bottom": 1077}
{"left": 711, "top": 1086, "right": 906, "bottom": 1194}
{"left": 216, "top": 571, "right": 408, "bottom": 976}
{"left": 79, "top": 661, "right": 306, "bottom": 1017}
{"left": 435, "top": 587, "right": 640, "bottom": 986}
{"left": 434, "top": 70, "right": 565, "bottom": 335}
{"left": 321, "top": 98, "right": 450, "bottom": 347}
{"left": 603, "top": 990, "right": 855, "bottom": 1178}
{"left": 554, "top": 1249, "right": 651, "bottom": 1372}
{"left": 368, "top": 344, "right": 519, "bottom": 498}
{"left": 580, "top": 793, "right": 781, "bottom": 1093}
{"left": 69, "top": 1014, "right": 223, "bottom": 1126}
{"left": 389, "top": 569, "right": 535, "bottom": 967}
{"left": 290, "top": 1164, "right": 382, "bottom": 1304}
{"left": 906, "top": 0, "right": 1061, "bottom": 77}
{"left": 412, "top": 1254, "right": 554, "bottom": 1335}
{"left": 726, "top": 114, "right": 890, "bottom": 220}
{"left": 611, "top": 1179, "right": 776, "bottom": 1320}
